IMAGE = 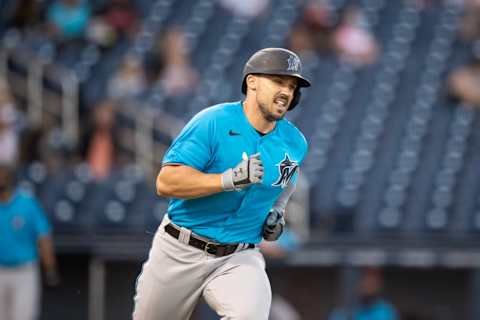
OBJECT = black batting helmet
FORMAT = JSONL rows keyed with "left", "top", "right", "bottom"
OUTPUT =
{"left": 241, "top": 48, "right": 311, "bottom": 110}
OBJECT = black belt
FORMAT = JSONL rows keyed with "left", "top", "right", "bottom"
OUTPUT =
{"left": 164, "top": 223, "right": 255, "bottom": 257}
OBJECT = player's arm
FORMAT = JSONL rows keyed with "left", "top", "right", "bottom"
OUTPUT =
{"left": 38, "top": 235, "right": 60, "bottom": 285}
{"left": 156, "top": 153, "right": 264, "bottom": 199}
{"left": 263, "top": 181, "right": 296, "bottom": 241}
{"left": 156, "top": 164, "right": 223, "bottom": 199}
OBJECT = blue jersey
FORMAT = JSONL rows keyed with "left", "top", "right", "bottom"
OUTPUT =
{"left": 328, "top": 300, "right": 399, "bottom": 320}
{"left": 162, "top": 101, "right": 308, "bottom": 243}
{"left": 0, "top": 189, "right": 51, "bottom": 266}
{"left": 47, "top": 0, "right": 90, "bottom": 38}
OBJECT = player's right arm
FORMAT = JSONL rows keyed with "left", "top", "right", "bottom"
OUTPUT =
{"left": 158, "top": 107, "right": 263, "bottom": 199}
{"left": 156, "top": 152, "right": 264, "bottom": 200}
{"left": 156, "top": 164, "right": 223, "bottom": 199}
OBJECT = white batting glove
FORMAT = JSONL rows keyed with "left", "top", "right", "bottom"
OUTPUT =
{"left": 262, "top": 208, "right": 285, "bottom": 241}
{"left": 221, "top": 152, "right": 264, "bottom": 191}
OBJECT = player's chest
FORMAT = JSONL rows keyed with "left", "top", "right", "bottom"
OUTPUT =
{"left": 213, "top": 133, "right": 301, "bottom": 188}
{"left": 1, "top": 210, "right": 31, "bottom": 235}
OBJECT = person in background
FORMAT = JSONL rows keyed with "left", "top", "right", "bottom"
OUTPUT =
{"left": 288, "top": 0, "right": 338, "bottom": 56}
{"left": 332, "top": 6, "right": 379, "bottom": 66}
{"left": 86, "top": 0, "right": 139, "bottom": 48}
{"left": 448, "top": 58, "right": 480, "bottom": 107}
{"left": 102, "top": 0, "right": 139, "bottom": 40}
{"left": 46, "top": 0, "right": 91, "bottom": 42}
{"left": 328, "top": 267, "right": 399, "bottom": 320}
{"left": 108, "top": 54, "right": 147, "bottom": 101}
{"left": 0, "top": 79, "right": 21, "bottom": 165}
{"left": 156, "top": 27, "right": 199, "bottom": 97}
{"left": 0, "top": 165, "right": 59, "bottom": 320}
{"left": 79, "top": 100, "right": 121, "bottom": 181}
{"left": 459, "top": 0, "right": 480, "bottom": 43}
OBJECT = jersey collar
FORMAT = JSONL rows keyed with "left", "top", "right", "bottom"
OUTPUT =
{"left": 237, "top": 100, "right": 280, "bottom": 138}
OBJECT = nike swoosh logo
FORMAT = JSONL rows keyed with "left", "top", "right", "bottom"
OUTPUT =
{"left": 229, "top": 130, "right": 241, "bottom": 136}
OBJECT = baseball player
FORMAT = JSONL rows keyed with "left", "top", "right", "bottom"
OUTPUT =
{"left": 132, "top": 47, "right": 311, "bottom": 320}
{"left": 0, "top": 165, "right": 59, "bottom": 320}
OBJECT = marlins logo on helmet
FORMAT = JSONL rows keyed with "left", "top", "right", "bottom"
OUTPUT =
{"left": 287, "top": 55, "right": 300, "bottom": 72}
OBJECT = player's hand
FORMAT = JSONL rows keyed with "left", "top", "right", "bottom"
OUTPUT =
{"left": 262, "top": 208, "right": 285, "bottom": 241}
{"left": 45, "top": 268, "right": 60, "bottom": 287}
{"left": 221, "top": 152, "right": 264, "bottom": 191}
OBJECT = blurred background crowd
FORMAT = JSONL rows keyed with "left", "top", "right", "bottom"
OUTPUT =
{"left": 1, "top": 0, "right": 480, "bottom": 319}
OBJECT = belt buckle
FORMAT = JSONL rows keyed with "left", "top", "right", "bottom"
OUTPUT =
{"left": 204, "top": 242, "right": 216, "bottom": 255}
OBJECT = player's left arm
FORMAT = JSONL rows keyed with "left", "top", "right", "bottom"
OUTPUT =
{"left": 38, "top": 235, "right": 60, "bottom": 286}
{"left": 262, "top": 180, "right": 296, "bottom": 241}
{"left": 263, "top": 130, "right": 308, "bottom": 240}
{"left": 32, "top": 198, "right": 60, "bottom": 286}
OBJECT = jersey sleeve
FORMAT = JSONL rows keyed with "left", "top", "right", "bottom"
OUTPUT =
{"left": 162, "top": 109, "right": 216, "bottom": 171}
{"left": 30, "top": 197, "right": 51, "bottom": 238}
{"left": 298, "top": 131, "right": 309, "bottom": 166}
{"left": 272, "top": 180, "right": 296, "bottom": 212}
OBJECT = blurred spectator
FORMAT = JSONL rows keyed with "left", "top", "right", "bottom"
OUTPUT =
{"left": 0, "top": 79, "right": 21, "bottom": 165}
{"left": 4, "top": 0, "right": 42, "bottom": 30}
{"left": 46, "top": 0, "right": 91, "bottom": 42}
{"left": 156, "top": 28, "right": 198, "bottom": 97}
{"left": 87, "top": 0, "right": 139, "bottom": 48}
{"left": 86, "top": 17, "right": 116, "bottom": 49}
{"left": 459, "top": 0, "right": 480, "bottom": 42}
{"left": 328, "top": 268, "right": 399, "bottom": 320}
{"left": 448, "top": 56, "right": 480, "bottom": 107}
{"left": 288, "top": 24, "right": 318, "bottom": 57}
{"left": 288, "top": 1, "right": 337, "bottom": 56}
{"left": 79, "top": 100, "right": 121, "bottom": 181}
{"left": 332, "top": 6, "right": 379, "bottom": 66}
{"left": 0, "top": 165, "right": 59, "bottom": 320}
{"left": 218, "top": 0, "right": 270, "bottom": 19}
{"left": 108, "top": 54, "right": 147, "bottom": 100}
{"left": 102, "top": 0, "right": 139, "bottom": 40}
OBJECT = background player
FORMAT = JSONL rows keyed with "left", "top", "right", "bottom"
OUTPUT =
{"left": 132, "top": 47, "right": 311, "bottom": 320}
{"left": 0, "top": 165, "right": 59, "bottom": 320}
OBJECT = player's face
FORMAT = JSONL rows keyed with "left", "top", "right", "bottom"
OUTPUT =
{"left": 255, "top": 75, "right": 298, "bottom": 121}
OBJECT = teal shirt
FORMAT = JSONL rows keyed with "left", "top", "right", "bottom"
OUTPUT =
{"left": 0, "top": 190, "right": 51, "bottom": 266}
{"left": 329, "top": 300, "right": 399, "bottom": 320}
{"left": 47, "top": 1, "right": 90, "bottom": 38}
{"left": 162, "top": 101, "right": 308, "bottom": 244}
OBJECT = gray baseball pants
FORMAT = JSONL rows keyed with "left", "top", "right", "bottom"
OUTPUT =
{"left": 132, "top": 216, "right": 272, "bottom": 320}
{"left": 0, "top": 262, "right": 40, "bottom": 320}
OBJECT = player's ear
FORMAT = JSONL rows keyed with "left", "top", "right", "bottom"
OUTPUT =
{"left": 246, "top": 74, "right": 257, "bottom": 92}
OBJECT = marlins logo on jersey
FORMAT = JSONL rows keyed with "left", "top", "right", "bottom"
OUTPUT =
{"left": 272, "top": 154, "right": 299, "bottom": 188}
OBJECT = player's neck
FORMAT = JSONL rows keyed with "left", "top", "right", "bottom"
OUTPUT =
{"left": 0, "top": 190, "right": 12, "bottom": 203}
{"left": 242, "top": 100, "right": 275, "bottom": 134}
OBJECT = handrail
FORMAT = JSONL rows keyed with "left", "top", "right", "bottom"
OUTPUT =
{"left": 26, "top": 54, "right": 43, "bottom": 126}
{"left": 1, "top": 46, "right": 80, "bottom": 145}
{"left": 0, "top": 49, "right": 7, "bottom": 77}
{"left": 116, "top": 101, "right": 185, "bottom": 178}
{"left": 61, "top": 70, "right": 79, "bottom": 145}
